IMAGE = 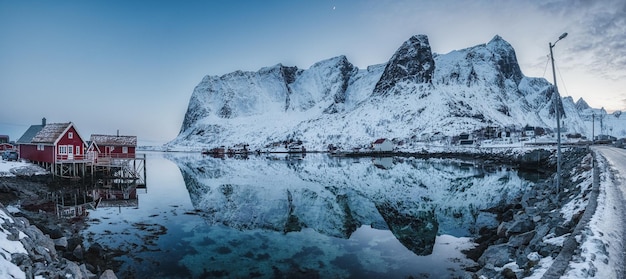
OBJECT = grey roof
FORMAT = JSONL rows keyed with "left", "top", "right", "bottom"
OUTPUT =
{"left": 17, "top": 125, "right": 44, "bottom": 144}
{"left": 90, "top": 134, "right": 137, "bottom": 146}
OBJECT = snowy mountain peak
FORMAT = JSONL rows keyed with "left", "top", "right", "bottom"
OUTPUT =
{"left": 575, "top": 97, "right": 591, "bottom": 111}
{"left": 486, "top": 35, "right": 523, "bottom": 84}
{"left": 169, "top": 34, "right": 615, "bottom": 151}
{"left": 373, "top": 34, "right": 434, "bottom": 95}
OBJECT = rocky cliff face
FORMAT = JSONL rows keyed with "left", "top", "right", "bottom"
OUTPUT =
{"left": 373, "top": 35, "right": 434, "bottom": 95}
{"left": 169, "top": 34, "right": 591, "bottom": 151}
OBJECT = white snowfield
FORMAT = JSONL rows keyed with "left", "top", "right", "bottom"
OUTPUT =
{"left": 0, "top": 159, "right": 47, "bottom": 177}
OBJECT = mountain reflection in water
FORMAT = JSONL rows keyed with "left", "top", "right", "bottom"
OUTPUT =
{"left": 84, "top": 152, "right": 534, "bottom": 278}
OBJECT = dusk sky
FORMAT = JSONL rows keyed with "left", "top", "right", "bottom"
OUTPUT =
{"left": 1, "top": 0, "right": 625, "bottom": 145}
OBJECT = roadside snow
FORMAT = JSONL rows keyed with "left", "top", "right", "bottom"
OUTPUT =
{"left": 564, "top": 147, "right": 626, "bottom": 278}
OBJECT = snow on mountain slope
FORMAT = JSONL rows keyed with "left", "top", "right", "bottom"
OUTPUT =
{"left": 168, "top": 35, "right": 591, "bottom": 151}
{"left": 575, "top": 97, "right": 626, "bottom": 138}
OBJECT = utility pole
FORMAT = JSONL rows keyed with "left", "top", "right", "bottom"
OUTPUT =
{"left": 549, "top": 32, "right": 568, "bottom": 193}
{"left": 592, "top": 113, "right": 595, "bottom": 144}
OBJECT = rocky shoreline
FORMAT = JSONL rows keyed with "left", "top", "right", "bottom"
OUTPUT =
{"left": 0, "top": 147, "right": 593, "bottom": 278}
{"left": 465, "top": 147, "right": 594, "bottom": 278}
{"left": 0, "top": 175, "right": 119, "bottom": 279}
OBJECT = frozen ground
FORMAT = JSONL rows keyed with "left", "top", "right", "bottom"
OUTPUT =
{"left": 571, "top": 146, "right": 626, "bottom": 279}
{"left": 0, "top": 159, "right": 47, "bottom": 177}
{"left": 522, "top": 146, "right": 625, "bottom": 279}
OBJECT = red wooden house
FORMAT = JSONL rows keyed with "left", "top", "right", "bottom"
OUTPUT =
{"left": 0, "top": 135, "right": 12, "bottom": 151}
{"left": 88, "top": 134, "right": 137, "bottom": 160}
{"left": 17, "top": 119, "right": 87, "bottom": 168}
{"left": 0, "top": 143, "right": 13, "bottom": 151}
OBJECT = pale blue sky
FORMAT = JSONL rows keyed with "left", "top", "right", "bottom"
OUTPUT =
{"left": 1, "top": 0, "right": 625, "bottom": 145}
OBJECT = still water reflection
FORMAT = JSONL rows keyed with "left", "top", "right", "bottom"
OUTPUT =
{"left": 82, "top": 152, "right": 534, "bottom": 278}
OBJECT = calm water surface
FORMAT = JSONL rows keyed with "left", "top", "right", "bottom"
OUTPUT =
{"left": 82, "top": 152, "right": 534, "bottom": 278}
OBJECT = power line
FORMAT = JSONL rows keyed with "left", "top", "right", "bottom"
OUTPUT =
{"left": 542, "top": 54, "right": 550, "bottom": 78}
{"left": 555, "top": 62, "right": 569, "bottom": 97}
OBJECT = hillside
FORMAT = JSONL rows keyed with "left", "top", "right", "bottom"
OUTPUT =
{"left": 168, "top": 35, "right": 622, "bottom": 151}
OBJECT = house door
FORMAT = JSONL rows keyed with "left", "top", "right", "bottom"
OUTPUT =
{"left": 67, "top": 145, "right": 74, "bottom": 160}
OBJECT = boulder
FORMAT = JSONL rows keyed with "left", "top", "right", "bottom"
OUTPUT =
{"left": 54, "top": 236, "right": 68, "bottom": 250}
{"left": 478, "top": 243, "right": 514, "bottom": 267}
{"left": 475, "top": 211, "right": 499, "bottom": 230}
{"left": 73, "top": 244, "right": 84, "bottom": 260}
{"left": 506, "top": 218, "right": 534, "bottom": 236}
{"left": 100, "top": 269, "right": 118, "bottom": 279}
{"left": 508, "top": 231, "right": 536, "bottom": 248}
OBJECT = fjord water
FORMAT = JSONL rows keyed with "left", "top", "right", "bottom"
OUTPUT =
{"left": 82, "top": 152, "right": 534, "bottom": 278}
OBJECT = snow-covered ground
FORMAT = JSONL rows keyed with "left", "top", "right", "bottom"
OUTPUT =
{"left": 0, "top": 159, "right": 48, "bottom": 177}
{"left": 570, "top": 146, "right": 626, "bottom": 278}
{"left": 0, "top": 207, "right": 28, "bottom": 279}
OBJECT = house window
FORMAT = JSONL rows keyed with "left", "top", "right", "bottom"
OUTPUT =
{"left": 122, "top": 146, "right": 128, "bottom": 153}
{"left": 68, "top": 132, "right": 73, "bottom": 139}
{"left": 59, "top": 146, "right": 67, "bottom": 154}
{"left": 76, "top": 146, "right": 80, "bottom": 155}
{"left": 37, "top": 144, "right": 44, "bottom": 151}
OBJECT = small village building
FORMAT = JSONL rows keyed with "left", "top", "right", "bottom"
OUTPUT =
{"left": 17, "top": 118, "right": 87, "bottom": 174}
{"left": 89, "top": 134, "right": 137, "bottom": 160}
{"left": 287, "top": 142, "right": 306, "bottom": 153}
{"left": 524, "top": 126, "right": 535, "bottom": 138}
{"left": 372, "top": 138, "right": 393, "bottom": 152}
{"left": 0, "top": 135, "right": 12, "bottom": 151}
{"left": 0, "top": 143, "right": 13, "bottom": 151}
{"left": 458, "top": 133, "right": 474, "bottom": 145}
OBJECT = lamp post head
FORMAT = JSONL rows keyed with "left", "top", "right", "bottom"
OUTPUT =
{"left": 559, "top": 32, "right": 568, "bottom": 40}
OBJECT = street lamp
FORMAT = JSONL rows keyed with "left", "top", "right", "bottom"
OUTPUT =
{"left": 549, "top": 32, "right": 567, "bottom": 193}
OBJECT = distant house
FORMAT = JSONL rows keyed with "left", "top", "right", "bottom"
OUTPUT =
{"left": 89, "top": 134, "right": 137, "bottom": 159}
{"left": 17, "top": 118, "right": 87, "bottom": 167}
{"left": 228, "top": 143, "right": 249, "bottom": 154}
{"left": 0, "top": 143, "right": 13, "bottom": 151}
{"left": 0, "top": 135, "right": 13, "bottom": 151}
{"left": 524, "top": 126, "right": 535, "bottom": 138}
{"left": 458, "top": 133, "right": 474, "bottom": 145}
{"left": 287, "top": 142, "right": 306, "bottom": 153}
{"left": 372, "top": 138, "right": 393, "bottom": 152}
{"left": 0, "top": 135, "right": 12, "bottom": 151}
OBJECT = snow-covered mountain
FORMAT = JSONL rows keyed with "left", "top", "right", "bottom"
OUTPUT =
{"left": 574, "top": 97, "right": 626, "bottom": 138}
{"left": 168, "top": 35, "right": 595, "bottom": 151}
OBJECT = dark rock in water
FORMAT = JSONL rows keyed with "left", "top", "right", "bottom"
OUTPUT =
{"left": 87, "top": 242, "right": 105, "bottom": 257}
{"left": 375, "top": 202, "right": 438, "bottom": 256}
{"left": 373, "top": 34, "right": 435, "bottom": 95}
